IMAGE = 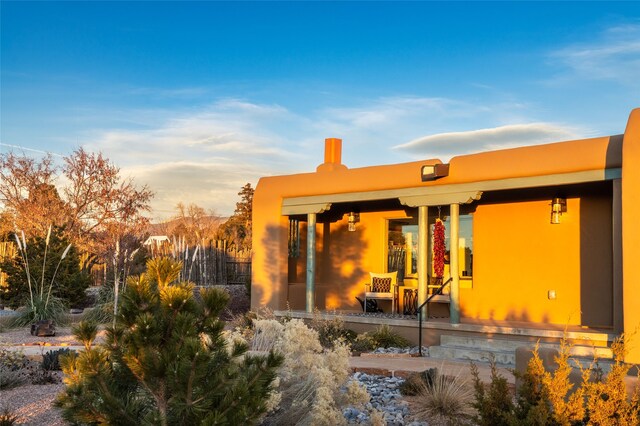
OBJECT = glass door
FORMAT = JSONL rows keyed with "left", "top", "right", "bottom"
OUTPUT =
{"left": 387, "top": 218, "right": 418, "bottom": 281}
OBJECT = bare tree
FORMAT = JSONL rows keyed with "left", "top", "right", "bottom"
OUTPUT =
{"left": 62, "top": 148, "right": 153, "bottom": 252}
{"left": 171, "top": 202, "right": 222, "bottom": 245}
{"left": 0, "top": 153, "right": 67, "bottom": 236}
{"left": 0, "top": 148, "right": 153, "bottom": 261}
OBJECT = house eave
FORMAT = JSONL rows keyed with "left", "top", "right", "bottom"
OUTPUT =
{"left": 281, "top": 168, "right": 621, "bottom": 214}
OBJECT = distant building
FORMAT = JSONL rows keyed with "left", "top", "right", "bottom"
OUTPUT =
{"left": 144, "top": 235, "right": 170, "bottom": 246}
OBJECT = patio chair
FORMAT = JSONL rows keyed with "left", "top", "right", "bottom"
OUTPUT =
{"left": 364, "top": 271, "right": 398, "bottom": 314}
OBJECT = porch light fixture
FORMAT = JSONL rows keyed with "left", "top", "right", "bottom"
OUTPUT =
{"left": 347, "top": 212, "right": 360, "bottom": 232}
{"left": 550, "top": 197, "right": 567, "bottom": 224}
{"left": 421, "top": 163, "right": 450, "bottom": 181}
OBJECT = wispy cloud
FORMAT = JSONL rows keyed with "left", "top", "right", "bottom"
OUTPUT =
{"left": 85, "top": 99, "right": 310, "bottom": 220}
{"left": 83, "top": 95, "right": 585, "bottom": 220}
{"left": 88, "top": 99, "right": 301, "bottom": 166}
{"left": 122, "top": 161, "right": 268, "bottom": 219}
{"left": 0, "top": 142, "right": 64, "bottom": 157}
{"left": 393, "top": 123, "right": 581, "bottom": 159}
{"left": 549, "top": 23, "right": 640, "bottom": 86}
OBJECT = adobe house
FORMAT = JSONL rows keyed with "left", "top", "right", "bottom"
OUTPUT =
{"left": 251, "top": 108, "right": 640, "bottom": 364}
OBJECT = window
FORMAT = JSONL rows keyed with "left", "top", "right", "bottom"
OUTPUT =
{"left": 431, "top": 214, "right": 473, "bottom": 278}
{"left": 388, "top": 213, "right": 473, "bottom": 281}
{"left": 387, "top": 218, "right": 418, "bottom": 280}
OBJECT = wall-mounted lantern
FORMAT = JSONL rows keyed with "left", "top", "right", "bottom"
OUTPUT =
{"left": 550, "top": 197, "right": 567, "bottom": 224}
{"left": 347, "top": 212, "right": 360, "bottom": 232}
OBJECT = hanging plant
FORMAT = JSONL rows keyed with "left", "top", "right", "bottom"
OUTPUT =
{"left": 433, "top": 219, "right": 446, "bottom": 278}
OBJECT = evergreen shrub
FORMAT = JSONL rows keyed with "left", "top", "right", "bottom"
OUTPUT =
{"left": 55, "top": 257, "right": 282, "bottom": 426}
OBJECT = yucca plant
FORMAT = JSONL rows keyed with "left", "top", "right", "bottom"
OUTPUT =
{"left": 369, "top": 324, "right": 411, "bottom": 348}
{"left": 3, "top": 226, "right": 84, "bottom": 326}
{"left": 0, "top": 407, "right": 19, "bottom": 425}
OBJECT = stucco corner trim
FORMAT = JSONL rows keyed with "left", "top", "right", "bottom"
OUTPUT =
{"left": 282, "top": 201, "right": 332, "bottom": 215}
{"left": 399, "top": 190, "right": 483, "bottom": 207}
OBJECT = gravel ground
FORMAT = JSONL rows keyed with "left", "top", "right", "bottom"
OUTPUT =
{"left": 1, "top": 326, "right": 67, "bottom": 424}
{"left": 0, "top": 381, "right": 66, "bottom": 425}
{"left": 0, "top": 325, "right": 106, "bottom": 347}
{"left": 0, "top": 325, "right": 102, "bottom": 425}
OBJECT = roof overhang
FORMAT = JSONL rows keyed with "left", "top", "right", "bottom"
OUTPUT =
{"left": 281, "top": 168, "right": 621, "bottom": 215}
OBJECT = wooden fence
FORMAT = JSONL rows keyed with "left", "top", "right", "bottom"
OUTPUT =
{"left": 0, "top": 241, "right": 17, "bottom": 291}
{"left": 1, "top": 239, "right": 251, "bottom": 289}
{"left": 147, "top": 239, "right": 251, "bottom": 286}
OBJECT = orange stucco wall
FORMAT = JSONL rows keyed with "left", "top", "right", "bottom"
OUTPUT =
{"left": 447, "top": 135, "right": 621, "bottom": 185}
{"left": 465, "top": 195, "right": 612, "bottom": 327}
{"left": 622, "top": 108, "right": 640, "bottom": 364}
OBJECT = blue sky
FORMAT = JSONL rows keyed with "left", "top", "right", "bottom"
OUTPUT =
{"left": 2, "top": 2, "right": 639, "bottom": 220}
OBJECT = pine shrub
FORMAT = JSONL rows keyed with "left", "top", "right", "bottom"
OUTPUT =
{"left": 583, "top": 336, "right": 640, "bottom": 425}
{"left": 55, "top": 257, "right": 283, "bottom": 426}
{"left": 471, "top": 357, "right": 516, "bottom": 426}
{"left": 350, "top": 333, "right": 376, "bottom": 353}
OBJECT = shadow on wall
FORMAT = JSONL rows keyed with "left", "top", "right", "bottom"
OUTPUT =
{"left": 463, "top": 307, "right": 553, "bottom": 325}
{"left": 253, "top": 224, "right": 285, "bottom": 310}
{"left": 579, "top": 185, "right": 614, "bottom": 329}
{"left": 277, "top": 217, "right": 370, "bottom": 312}
{"left": 605, "top": 134, "right": 623, "bottom": 169}
{"left": 324, "top": 222, "right": 368, "bottom": 311}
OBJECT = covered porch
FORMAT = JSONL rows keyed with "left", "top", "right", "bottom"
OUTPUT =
{"left": 284, "top": 171, "right": 621, "bottom": 333}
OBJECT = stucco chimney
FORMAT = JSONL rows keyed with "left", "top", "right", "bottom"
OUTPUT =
{"left": 324, "top": 138, "right": 342, "bottom": 164}
{"left": 317, "top": 138, "right": 348, "bottom": 172}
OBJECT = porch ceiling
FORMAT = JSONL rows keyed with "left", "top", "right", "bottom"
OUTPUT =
{"left": 281, "top": 168, "right": 621, "bottom": 215}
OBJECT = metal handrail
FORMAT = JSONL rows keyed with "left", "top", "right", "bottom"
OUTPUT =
{"left": 418, "top": 277, "right": 453, "bottom": 357}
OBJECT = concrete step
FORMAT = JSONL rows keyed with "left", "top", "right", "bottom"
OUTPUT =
{"left": 428, "top": 335, "right": 615, "bottom": 368}
{"left": 429, "top": 345, "right": 515, "bottom": 366}
{"left": 440, "top": 335, "right": 613, "bottom": 360}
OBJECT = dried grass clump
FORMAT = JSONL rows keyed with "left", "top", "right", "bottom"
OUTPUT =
{"left": 408, "top": 368, "right": 473, "bottom": 425}
{"left": 251, "top": 319, "right": 284, "bottom": 352}
{"left": 0, "top": 349, "right": 30, "bottom": 389}
{"left": 0, "top": 348, "right": 59, "bottom": 389}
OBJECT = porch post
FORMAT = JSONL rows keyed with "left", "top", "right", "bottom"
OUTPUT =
{"left": 306, "top": 213, "right": 317, "bottom": 313}
{"left": 418, "top": 205, "right": 429, "bottom": 318}
{"left": 449, "top": 203, "right": 460, "bottom": 324}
